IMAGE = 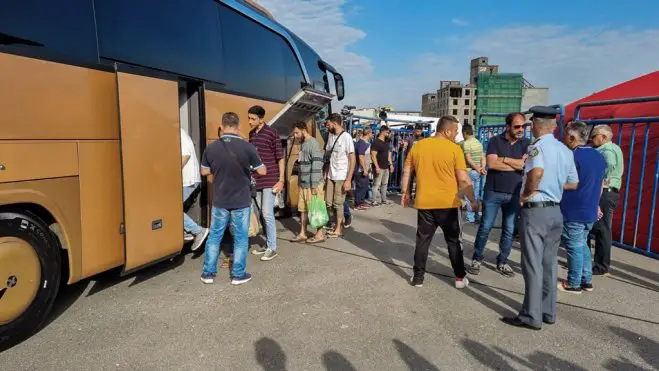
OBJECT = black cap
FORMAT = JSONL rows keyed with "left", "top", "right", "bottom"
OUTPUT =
{"left": 529, "top": 105, "right": 558, "bottom": 119}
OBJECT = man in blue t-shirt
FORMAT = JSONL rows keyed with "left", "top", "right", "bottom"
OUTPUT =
{"left": 560, "top": 121, "right": 606, "bottom": 294}
{"left": 353, "top": 127, "right": 373, "bottom": 209}
{"left": 200, "top": 112, "right": 265, "bottom": 286}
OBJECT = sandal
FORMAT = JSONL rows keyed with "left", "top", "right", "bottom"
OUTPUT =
{"left": 290, "top": 235, "right": 308, "bottom": 243}
{"left": 327, "top": 231, "right": 343, "bottom": 238}
{"left": 306, "top": 236, "right": 325, "bottom": 244}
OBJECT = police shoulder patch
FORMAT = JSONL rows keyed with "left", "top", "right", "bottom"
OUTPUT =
{"left": 529, "top": 147, "right": 540, "bottom": 158}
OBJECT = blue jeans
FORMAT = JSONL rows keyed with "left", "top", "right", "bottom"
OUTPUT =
{"left": 561, "top": 221, "right": 594, "bottom": 287}
{"left": 344, "top": 200, "right": 351, "bottom": 218}
{"left": 183, "top": 184, "right": 202, "bottom": 235}
{"left": 465, "top": 170, "right": 482, "bottom": 222}
{"left": 255, "top": 189, "right": 277, "bottom": 251}
{"left": 202, "top": 206, "right": 250, "bottom": 279}
{"left": 472, "top": 190, "right": 520, "bottom": 265}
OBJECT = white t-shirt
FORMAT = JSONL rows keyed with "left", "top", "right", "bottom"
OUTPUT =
{"left": 181, "top": 128, "right": 201, "bottom": 187}
{"left": 326, "top": 131, "right": 355, "bottom": 181}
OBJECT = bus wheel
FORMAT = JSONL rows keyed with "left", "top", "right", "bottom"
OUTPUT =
{"left": 0, "top": 210, "right": 61, "bottom": 349}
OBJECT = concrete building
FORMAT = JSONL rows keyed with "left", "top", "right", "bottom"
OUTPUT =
{"left": 437, "top": 80, "right": 477, "bottom": 127}
{"left": 421, "top": 93, "right": 439, "bottom": 117}
{"left": 470, "top": 57, "right": 499, "bottom": 85}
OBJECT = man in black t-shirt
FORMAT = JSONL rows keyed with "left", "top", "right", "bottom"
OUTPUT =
{"left": 200, "top": 112, "right": 265, "bottom": 286}
{"left": 467, "top": 112, "right": 530, "bottom": 278}
{"left": 370, "top": 126, "right": 393, "bottom": 205}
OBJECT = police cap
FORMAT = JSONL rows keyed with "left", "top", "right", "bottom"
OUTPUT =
{"left": 414, "top": 123, "right": 423, "bottom": 130}
{"left": 529, "top": 105, "right": 558, "bottom": 119}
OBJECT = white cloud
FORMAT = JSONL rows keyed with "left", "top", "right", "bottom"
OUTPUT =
{"left": 257, "top": 0, "right": 371, "bottom": 75}
{"left": 257, "top": 1, "right": 659, "bottom": 111}
{"left": 451, "top": 18, "right": 469, "bottom": 26}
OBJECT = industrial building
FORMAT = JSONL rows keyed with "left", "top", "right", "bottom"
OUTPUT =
{"left": 420, "top": 56, "right": 549, "bottom": 128}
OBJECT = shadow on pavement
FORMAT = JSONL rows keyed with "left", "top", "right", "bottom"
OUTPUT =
{"left": 609, "top": 326, "right": 659, "bottom": 369}
{"left": 392, "top": 339, "right": 440, "bottom": 371}
{"left": 462, "top": 338, "right": 590, "bottom": 370}
{"left": 255, "top": 337, "right": 287, "bottom": 371}
{"left": 342, "top": 227, "right": 414, "bottom": 281}
{"left": 322, "top": 350, "right": 357, "bottom": 371}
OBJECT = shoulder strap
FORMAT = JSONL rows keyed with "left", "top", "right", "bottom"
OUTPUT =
{"left": 220, "top": 137, "right": 252, "bottom": 181}
{"left": 327, "top": 131, "right": 345, "bottom": 154}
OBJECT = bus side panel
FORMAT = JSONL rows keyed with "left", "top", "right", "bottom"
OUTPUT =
{"left": 116, "top": 73, "right": 183, "bottom": 272}
{"left": 0, "top": 53, "right": 119, "bottom": 140}
{"left": 0, "top": 177, "right": 83, "bottom": 284}
{"left": 0, "top": 142, "right": 79, "bottom": 182}
{"left": 204, "top": 90, "right": 283, "bottom": 140}
{"left": 78, "top": 141, "right": 124, "bottom": 277}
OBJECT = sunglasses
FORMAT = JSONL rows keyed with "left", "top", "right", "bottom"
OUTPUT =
{"left": 512, "top": 125, "right": 525, "bottom": 130}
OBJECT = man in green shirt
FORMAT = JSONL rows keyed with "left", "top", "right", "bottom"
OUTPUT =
{"left": 460, "top": 124, "right": 486, "bottom": 223}
{"left": 590, "top": 124, "right": 624, "bottom": 275}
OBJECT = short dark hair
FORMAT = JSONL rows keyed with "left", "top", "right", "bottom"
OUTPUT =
{"left": 379, "top": 125, "right": 390, "bottom": 133}
{"left": 222, "top": 112, "right": 240, "bottom": 128}
{"left": 462, "top": 123, "right": 474, "bottom": 136}
{"left": 292, "top": 121, "right": 308, "bottom": 131}
{"left": 438, "top": 116, "right": 459, "bottom": 131}
{"left": 327, "top": 113, "right": 342, "bottom": 124}
{"left": 248, "top": 105, "right": 266, "bottom": 119}
{"left": 505, "top": 112, "right": 525, "bottom": 126}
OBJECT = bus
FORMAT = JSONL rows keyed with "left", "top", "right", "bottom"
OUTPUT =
{"left": 0, "top": 0, "right": 344, "bottom": 347}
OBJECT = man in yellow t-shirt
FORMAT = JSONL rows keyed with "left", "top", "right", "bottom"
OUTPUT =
{"left": 401, "top": 116, "right": 478, "bottom": 289}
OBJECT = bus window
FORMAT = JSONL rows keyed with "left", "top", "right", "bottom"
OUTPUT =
{"left": 94, "top": 0, "right": 223, "bottom": 83}
{"left": 218, "top": 4, "right": 304, "bottom": 102}
{"left": 0, "top": 0, "right": 97, "bottom": 63}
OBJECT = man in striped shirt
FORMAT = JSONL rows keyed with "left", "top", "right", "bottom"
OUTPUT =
{"left": 248, "top": 105, "right": 284, "bottom": 261}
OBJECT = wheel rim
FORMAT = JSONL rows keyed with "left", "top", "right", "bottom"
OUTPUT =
{"left": 0, "top": 237, "right": 41, "bottom": 325}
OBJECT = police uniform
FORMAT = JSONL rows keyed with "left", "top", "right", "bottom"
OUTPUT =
{"left": 503, "top": 106, "right": 579, "bottom": 330}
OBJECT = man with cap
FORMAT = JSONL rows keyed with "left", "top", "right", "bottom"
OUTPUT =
{"left": 502, "top": 105, "right": 579, "bottom": 330}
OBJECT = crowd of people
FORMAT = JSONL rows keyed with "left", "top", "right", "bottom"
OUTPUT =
{"left": 181, "top": 104, "right": 625, "bottom": 331}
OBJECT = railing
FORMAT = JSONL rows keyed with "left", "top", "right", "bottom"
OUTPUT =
{"left": 575, "top": 96, "right": 659, "bottom": 259}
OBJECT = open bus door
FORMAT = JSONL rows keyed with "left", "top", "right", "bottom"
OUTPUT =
{"left": 116, "top": 71, "right": 184, "bottom": 273}
{"left": 266, "top": 87, "right": 333, "bottom": 214}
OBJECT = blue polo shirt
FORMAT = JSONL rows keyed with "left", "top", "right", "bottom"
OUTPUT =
{"left": 484, "top": 134, "right": 531, "bottom": 195}
{"left": 561, "top": 146, "right": 607, "bottom": 223}
{"left": 522, "top": 134, "right": 579, "bottom": 203}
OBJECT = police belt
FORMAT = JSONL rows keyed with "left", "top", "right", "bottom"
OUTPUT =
{"left": 521, "top": 201, "right": 558, "bottom": 209}
{"left": 603, "top": 187, "right": 619, "bottom": 193}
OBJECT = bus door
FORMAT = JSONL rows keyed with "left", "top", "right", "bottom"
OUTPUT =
{"left": 116, "top": 71, "right": 184, "bottom": 273}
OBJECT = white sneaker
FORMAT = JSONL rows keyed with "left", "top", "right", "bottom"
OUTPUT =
{"left": 191, "top": 228, "right": 209, "bottom": 251}
{"left": 455, "top": 277, "right": 469, "bottom": 289}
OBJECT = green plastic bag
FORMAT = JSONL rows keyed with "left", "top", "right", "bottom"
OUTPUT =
{"left": 308, "top": 195, "right": 329, "bottom": 229}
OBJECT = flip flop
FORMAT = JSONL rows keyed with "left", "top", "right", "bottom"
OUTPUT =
{"left": 306, "top": 237, "right": 325, "bottom": 244}
{"left": 327, "top": 233, "right": 343, "bottom": 238}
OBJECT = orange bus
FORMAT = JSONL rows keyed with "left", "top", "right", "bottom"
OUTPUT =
{"left": 0, "top": 0, "right": 344, "bottom": 346}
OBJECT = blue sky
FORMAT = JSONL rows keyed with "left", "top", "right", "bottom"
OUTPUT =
{"left": 259, "top": 0, "right": 659, "bottom": 111}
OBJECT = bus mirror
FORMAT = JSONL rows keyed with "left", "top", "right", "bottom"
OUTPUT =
{"left": 334, "top": 73, "right": 345, "bottom": 101}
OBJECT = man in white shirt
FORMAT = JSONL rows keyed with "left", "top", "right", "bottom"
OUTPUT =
{"left": 181, "top": 128, "right": 209, "bottom": 251}
{"left": 324, "top": 113, "right": 355, "bottom": 237}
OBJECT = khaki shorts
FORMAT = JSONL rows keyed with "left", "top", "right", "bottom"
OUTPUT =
{"left": 325, "top": 179, "right": 347, "bottom": 209}
{"left": 298, "top": 184, "right": 324, "bottom": 212}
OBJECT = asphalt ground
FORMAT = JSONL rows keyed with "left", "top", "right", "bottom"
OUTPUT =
{"left": 1, "top": 202, "right": 658, "bottom": 370}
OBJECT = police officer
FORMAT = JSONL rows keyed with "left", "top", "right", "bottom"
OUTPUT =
{"left": 502, "top": 106, "right": 579, "bottom": 330}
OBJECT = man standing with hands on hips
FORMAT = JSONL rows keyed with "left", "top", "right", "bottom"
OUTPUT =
{"left": 502, "top": 106, "right": 579, "bottom": 330}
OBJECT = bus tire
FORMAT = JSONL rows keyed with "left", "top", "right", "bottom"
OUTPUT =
{"left": 0, "top": 210, "right": 61, "bottom": 350}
